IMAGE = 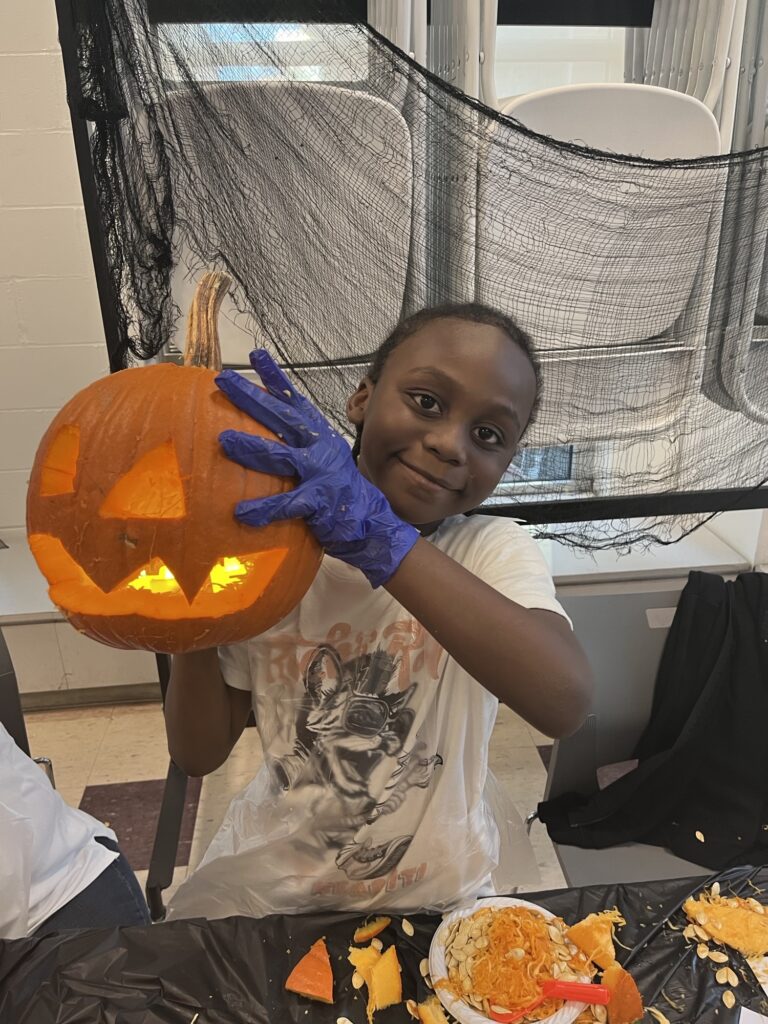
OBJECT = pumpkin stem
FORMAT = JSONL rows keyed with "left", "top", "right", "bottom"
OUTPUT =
{"left": 183, "top": 270, "right": 232, "bottom": 370}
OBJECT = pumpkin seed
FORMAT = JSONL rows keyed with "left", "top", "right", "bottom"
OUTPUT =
{"left": 337, "top": 1018, "right": 355, "bottom": 1024}
{"left": 402, "top": 918, "right": 415, "bottom": 937}
{"left": 406, "top": 999, "right": 419, "bottom": 1019}
{"left": 548, "top": 925, "right": 565, "bottom": 944}
{"left": 726, "top": 967, "right": 739, "bottom": 986}
{"left": 647, "top": 1009, "right": 672, "bottom": 1024}
{"left": 697, "top": 943, "right": 710, "bottom": 959}
{"left": 351, "top": 971, "right": 364, "bottom": 989}
{"left": 693, "top": 925, "right": 710, "bottom": 941}
{"left": 371, "top": 938, "right": 383, "bottom": 951}
{"left": 419, "top": 958, "right": 430, "bottom": 977}
{"left": 695, "top": 830, "right": 705, "bottom": 842}
{"left": 711, "top": 881, "right": 721, "bottom": 897}
{"left": 683, "top": 925, "right": 698, "bottom": 940}
{"left": 709, "top": 950, "right": 729, "bottom": 964}
{"left": 716, "top": 967, "right": 729, "bottom": 985}
{"left": 722, "top": 990, "right": 736, "bottom": 1009}
{"left": 490, "top": 1006, "right": 512, "bottom": 1015}
{"left": 594, "top": 1006, "right": 607, "bottom": 1023}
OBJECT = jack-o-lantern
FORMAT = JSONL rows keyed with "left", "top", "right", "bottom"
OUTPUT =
{"left": 26, "top": 272, "right": 322, "bottom": 653}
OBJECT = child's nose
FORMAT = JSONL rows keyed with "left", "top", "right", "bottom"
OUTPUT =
{"left": 424, "top": 423, "right": 467, "bottom": 465}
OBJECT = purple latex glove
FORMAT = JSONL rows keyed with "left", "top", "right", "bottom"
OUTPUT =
{"left": 215, "top": 350, "right": 419, "bottom": 588}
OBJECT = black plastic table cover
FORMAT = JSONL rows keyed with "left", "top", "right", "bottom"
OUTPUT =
{"left": 2, "top": 866, "right": 768, "bottom": 1023}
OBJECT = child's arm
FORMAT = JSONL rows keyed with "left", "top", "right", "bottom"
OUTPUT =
{"left": 384, "top": 538, "right": 591, "bottom": 738}
{"left": 164, "top": 648, "right": 252, "bottom": 776}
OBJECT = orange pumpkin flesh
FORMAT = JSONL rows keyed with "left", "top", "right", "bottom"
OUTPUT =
{"left": 566, "top": 910, "right": 625, "bottom": 970}
{"left": 26, "top": 273, "right": 322, "bottom": 652}
{"left": 285, "top": 937, "right": 334, "bottom": 1004}
{"left": 601, "top": 963, "right": 643, "bottom": 1024}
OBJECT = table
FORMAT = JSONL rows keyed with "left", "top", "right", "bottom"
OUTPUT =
{"left": 2, "top": 868, "right": 768, "bottom": 1023}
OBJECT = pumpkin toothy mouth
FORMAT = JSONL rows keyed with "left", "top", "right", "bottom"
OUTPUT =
{"left": 28, "top": 534, "right": 289, "bottom": 620}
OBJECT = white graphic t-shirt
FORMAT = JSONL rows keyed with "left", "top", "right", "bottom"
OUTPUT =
{"left": 167, "top": 515, "right": 568, "bottom": 921}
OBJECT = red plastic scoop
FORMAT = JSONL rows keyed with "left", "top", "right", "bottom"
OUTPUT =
{"left": 487, "top": 980, "right": 611, "bottom": 1023}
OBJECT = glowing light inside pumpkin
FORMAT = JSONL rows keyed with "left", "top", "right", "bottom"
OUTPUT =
{"left": 125, "top": 556, "right": 253, "bottom": 595}
{"left": 127, "top": 562, "right": 181, "bottom": 594}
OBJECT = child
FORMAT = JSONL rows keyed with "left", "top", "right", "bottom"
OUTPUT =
{"left": 164, "top": 303, "right": 591, "bottom": 920}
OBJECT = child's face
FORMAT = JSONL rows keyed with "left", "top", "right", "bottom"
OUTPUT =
{"left": 347, "top": 317, "right": 538, "bottom": 529}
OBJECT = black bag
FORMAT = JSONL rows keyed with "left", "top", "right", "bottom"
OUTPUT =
{"left": 538, "top": 571, "right": 768, "bottom": 869}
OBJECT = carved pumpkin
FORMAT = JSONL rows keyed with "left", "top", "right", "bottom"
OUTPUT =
{"left": 26, "top": 272, "right": 322, "bottom": 653}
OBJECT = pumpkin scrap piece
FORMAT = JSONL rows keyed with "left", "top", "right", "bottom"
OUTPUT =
{"left": 285, "top": 937, "right": 334, "bottom": 1004}
{"left": 601, "top": 962, "right": 644, "bottom": 1024}
{"left": 415, "top": 994, "right": 451, "bottom": 1023}
{"left": 348, "top": 942, "right": 381, "bottom": 990}
{"left": 566, "top": 909, "right": 626, "bottom": 969}
{"left": 684, "top": 895, "right": 768, "bottom": 956}
{"left": 348, "top": 943, "right": 381, "bottom": 1023}
{"left": 353, "top": 916, "right": 392, "bottom": 943}
{"left": 370, "top": 945, "right": 402, "bottom": 1015}
{"left": 348, "top": 942, "right": 402, "bottom": 1023}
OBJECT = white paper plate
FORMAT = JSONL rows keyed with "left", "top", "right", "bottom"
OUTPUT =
{"left": 428, "top": 897, "right": 590, "bottom": 1024}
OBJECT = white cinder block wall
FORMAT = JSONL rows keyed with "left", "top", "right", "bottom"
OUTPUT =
{"left": 0, "top": 0, "right": 158, "bottom": 699}
{"left": 0, "top": 0, "right": 109, "bottom": 531}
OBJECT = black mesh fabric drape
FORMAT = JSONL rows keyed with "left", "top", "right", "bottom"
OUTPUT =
{"left": 71, "top": 0, "right": 768, "bottom": 549}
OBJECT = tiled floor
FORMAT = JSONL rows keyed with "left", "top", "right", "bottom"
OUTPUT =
{"left": 24, "top": 700, "right": 566, "bottom": 907}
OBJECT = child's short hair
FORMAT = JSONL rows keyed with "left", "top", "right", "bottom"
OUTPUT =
{"left": 351, "top": 303, "right": 541, "bottom": 459}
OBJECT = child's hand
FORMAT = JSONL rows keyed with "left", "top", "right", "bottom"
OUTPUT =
{"left": 215, "top": 350, "right": 419, "bottom": 587}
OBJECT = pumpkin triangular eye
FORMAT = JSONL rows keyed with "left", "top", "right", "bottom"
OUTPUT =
{"left": 99, "top": 441, "right": 186, "bottom": 519}
{"left": 40, "top": 424, "right": 80, "bottom": 496}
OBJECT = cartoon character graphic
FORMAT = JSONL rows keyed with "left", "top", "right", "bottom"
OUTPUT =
{"left": 271, "top": 644, "right": 442, "bottom": 880}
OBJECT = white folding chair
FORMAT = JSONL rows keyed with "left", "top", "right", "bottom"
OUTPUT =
{"left": 476, "top": 82, "right": 724, "bottom": 449}
{"left": 163, "top": 81, "right": 414, "bottom": 372}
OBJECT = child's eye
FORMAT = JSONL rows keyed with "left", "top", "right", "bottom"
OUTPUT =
{"left": 474, "top": 425, "right": 504, "bottom": 446}
{"left": 410, "top": 392, "right": 440, "bottom": 412}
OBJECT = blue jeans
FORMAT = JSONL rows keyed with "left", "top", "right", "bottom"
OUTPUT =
{"left": 32, "top": 837, "right": 150, "bottom": 935}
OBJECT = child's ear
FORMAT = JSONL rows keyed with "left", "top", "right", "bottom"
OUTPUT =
{"left": 347, "top": 377, "right": 374, "bottom": 426}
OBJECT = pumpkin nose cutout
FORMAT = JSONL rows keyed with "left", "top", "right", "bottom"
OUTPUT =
{"left": 99, "top": 441, "right": 186, "bottom": 519}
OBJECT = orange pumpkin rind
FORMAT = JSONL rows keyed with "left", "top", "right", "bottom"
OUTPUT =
{"left": 601, "top": 962, "right": 644, "bottom": 1024}
{"left": 353, "top": 916, "right": 392, "bottom": 943}
{"left": 284, "top": 937, "right": 334, "bottom": 1004}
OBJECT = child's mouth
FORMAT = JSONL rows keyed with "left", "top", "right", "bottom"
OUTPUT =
{"left": 396, "top": 457, "right": 459, "bottom": 494}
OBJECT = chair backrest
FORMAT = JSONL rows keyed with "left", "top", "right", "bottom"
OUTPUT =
{"left": 502, "top": 82, "right": 721, "bottom": 160}
{"left": 476, "top": 83, "right": 724, "bottom": 445}
{"left": 163, "top": 81, "right": 414, "bottom": 367}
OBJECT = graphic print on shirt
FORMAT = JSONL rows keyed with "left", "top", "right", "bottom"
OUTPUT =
{"left": 271, "top": 643, "right": 443, "bottom": 881}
